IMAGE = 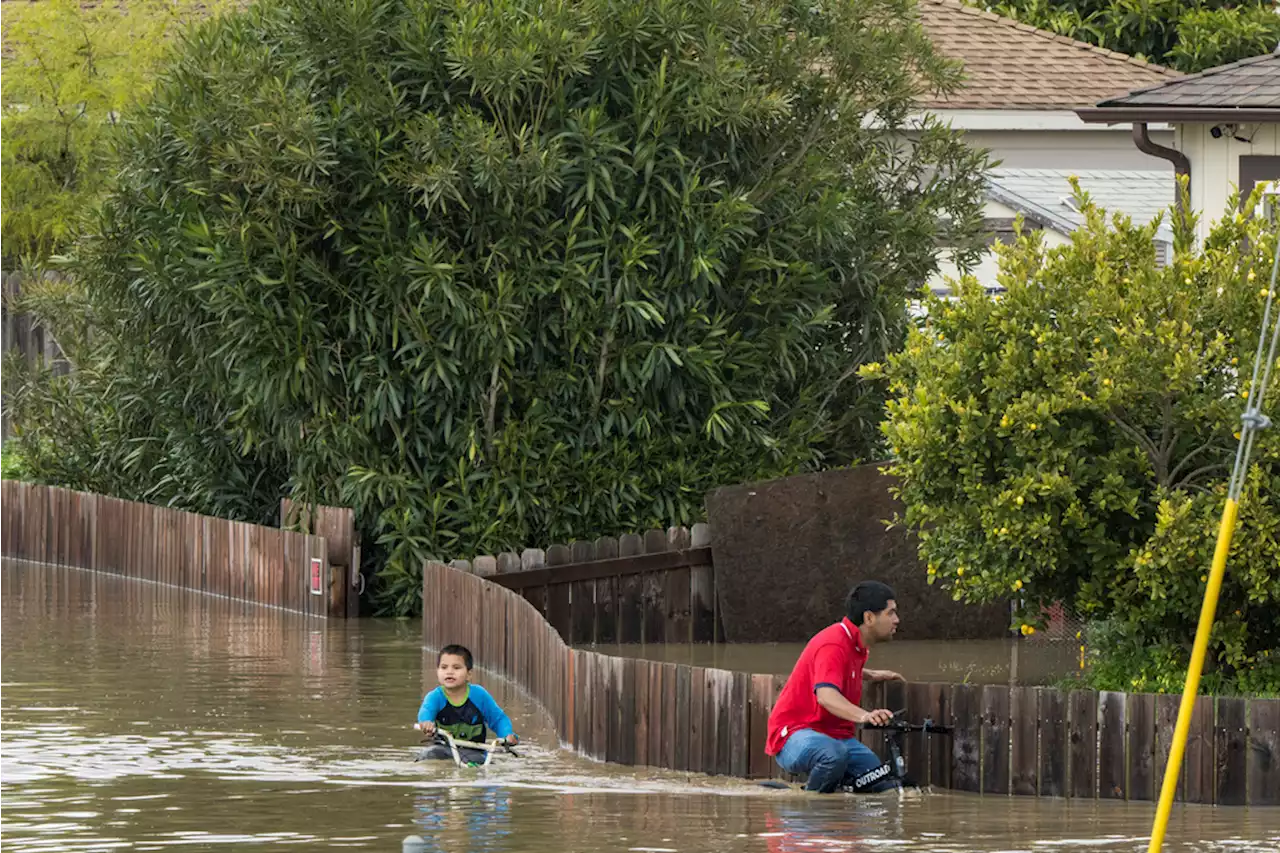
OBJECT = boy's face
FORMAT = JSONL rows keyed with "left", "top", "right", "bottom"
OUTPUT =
{"left": 437, "top": 653, "right": 471, "bottom": 689}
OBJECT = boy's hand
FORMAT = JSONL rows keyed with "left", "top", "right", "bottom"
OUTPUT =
{"left": 415, "top": 721, "right": 436, "bottom": 736}
{"left": 502, "top": 734, "right": 519, "bottom": 746}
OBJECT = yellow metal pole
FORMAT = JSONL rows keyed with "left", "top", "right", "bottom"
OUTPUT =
{"left": 1146, "top": 497, "right": 1239, "bottom": 853}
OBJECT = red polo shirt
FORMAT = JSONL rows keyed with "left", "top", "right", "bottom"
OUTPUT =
{"left": 765, "top": 617, "right": 869, "bottom": 755}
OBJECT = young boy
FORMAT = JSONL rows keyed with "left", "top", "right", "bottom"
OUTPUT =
{"left": 415, "top": 644, "right": 518, "bottom": 748}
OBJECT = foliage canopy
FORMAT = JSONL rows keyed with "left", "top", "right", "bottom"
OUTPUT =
{"left": 1, "top": 0, "right": 212, "bottom": 265}
{"left": 871, "top": 185, "right": 1280, "bottom": 694}
{"left": 6, "top": 0, "right": 989, "bottom": 614}
{"left": 980, "top": 0, "right": 1280, "bottom": 73}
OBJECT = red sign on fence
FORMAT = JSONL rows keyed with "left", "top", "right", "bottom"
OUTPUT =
{"left": 310, "top": 557, "right": 323, "bottom": 596}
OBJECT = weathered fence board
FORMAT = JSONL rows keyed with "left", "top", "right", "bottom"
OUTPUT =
{"left": 1010, "top": 686, "right": 1039, "bottom": 796}
{"left": 749, "top": 674, "right": 774, "bottom": 779}
{"left": 675, "top": 665, "right": 692, "bottom": 772}
{"left": 634, "top": 659, "right": 650, "bottom": 768}
{"left": 1069, "top": 690, "right": 1099, "bottom": 799}
{"left": 982, "top": 685, "right": 1011, "bottom": 795}
{"left": 1099, "top": 691, "right": 1127, "bottom": 799}
{"left": 1128, "top": 693, "right": 1156, "bottom": 802}
{"left": 928, "top": 683, "right": 953, "bottom": 790}
{"left": 1215, "top": 697, "right": 1248, "bottom": 806}
{"left": 906, "top": 681, "right": 933, "bottom": 785}
{"left": 1185, "top": 694, "right": 1216, "bottom": 804}
{"left": 1248, "top": 698, "right": 1280, "bottom": 806}
{"left": 951, "top": 684, "right": 981, "bottom": 792}
{"left": 1154, "top": 693, "right": 1183, "bottom": 801}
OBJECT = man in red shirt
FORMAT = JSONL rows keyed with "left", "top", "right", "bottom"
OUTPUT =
{"left": 765, "top": 581, "right": 904, "bottom": 792}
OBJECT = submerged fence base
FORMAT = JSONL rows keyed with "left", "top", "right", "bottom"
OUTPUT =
{"left": 422, "top": 560, "right": 1280, "bottom": 804}
{"left": 2, "top": 481, "right": 334, "bottom": 616}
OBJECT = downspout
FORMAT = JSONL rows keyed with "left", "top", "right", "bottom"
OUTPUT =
{"left": 1132, "top": 122, "right": 1190, "bottom": 215}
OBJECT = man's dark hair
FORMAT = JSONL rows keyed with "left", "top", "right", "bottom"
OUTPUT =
{"left": 846, "top": 581, "right": 896, "bottom": 626}
{"left": 438, "top": 644, "right": 474, "bottom": 669}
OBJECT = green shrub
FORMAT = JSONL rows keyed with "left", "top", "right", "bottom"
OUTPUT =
{"left": 1, "top": 0, "right": 214, "bottom": 265}
{"left": 1, "top": 441, "right": 30, "bottom": 481}
{"left": 7, "top": 0, "right": 989, "bottom": 614}
{"left": 872, "top": 183, "right": 1280, "bottom": 695}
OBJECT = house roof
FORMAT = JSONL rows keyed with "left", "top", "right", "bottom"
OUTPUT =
{"left": 916, "top": 0, "right": 1178, "bottom": 111}
{"left": 1078, "top": 51, "right": 1280, "bottom": 123}
{"left": 927, "top": 168, "right": 1176, "bottom": 298}
{"left": 985, "top": 168, "right": 1175, "bottom": 242}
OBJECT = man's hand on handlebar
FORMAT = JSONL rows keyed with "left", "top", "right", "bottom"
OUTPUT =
{"left": 859, "top": 708, "right": 894, "bottom": 726}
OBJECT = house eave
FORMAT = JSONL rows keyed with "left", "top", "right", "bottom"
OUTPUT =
{"left": 1076, "top": 107, "right": 1280, "bottom": 125}
{"left": 918, "top": 108, "right": 1173, "bottom": 132}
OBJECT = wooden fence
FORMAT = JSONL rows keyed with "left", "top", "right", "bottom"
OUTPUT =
{"left": 422, "top": 559, "right": 1280, "bottom": 805}
{"left": 2, "top": 269, "right": 71, "bottom": 439}
{"left": 449, "top": 524, "right": 720, "bottom": 645}
{"left": 281, "top": 498, "right": 360, "bottom": 618}
{"left": 2, "top": 481, "right": 334, "bottom": 617}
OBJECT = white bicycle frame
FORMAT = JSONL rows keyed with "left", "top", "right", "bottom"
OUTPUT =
{"left": 434, "top": 729, "right": 500, "bottom": 767}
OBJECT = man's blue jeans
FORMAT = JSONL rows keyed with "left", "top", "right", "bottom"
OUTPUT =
{"left": 776, "top": 728, "right": 896, "bottom": 793}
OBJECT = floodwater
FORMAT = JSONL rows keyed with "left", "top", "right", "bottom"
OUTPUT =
{"left": 2, "top": 560, "right": 1277, "bottom": 852}
{"left": 585, "top": 639, "right": 1081, "bottom": 686}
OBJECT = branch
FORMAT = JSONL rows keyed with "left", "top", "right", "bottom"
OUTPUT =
{"left": 1156, "top": 396, "right": 1175, "bottom": 482}
{"left": 591, "top": 234, "right": 617, "bottom": 419}
{"left": 1108, "top": 406, "right": 1165, "bottom": 483}
{"left": 485, "top": 358, "right": 500, "bottom": 453}
{"left": 1171, "top": 462, "right": 1231, "bottom": 492}
{"left": 817, "top": 364, "right": 861, "bottom": 420}
{"left": 1167, "top": 436, "right": 1226, "bottom": 485}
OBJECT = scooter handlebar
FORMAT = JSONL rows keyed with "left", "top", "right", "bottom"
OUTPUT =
{"left": 861, "top": 716, "right": 953, "bottom": 735}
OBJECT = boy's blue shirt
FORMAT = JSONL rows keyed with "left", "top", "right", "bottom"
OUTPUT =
{"left": 417, "top": 683, "right": 514, "bottom": 738}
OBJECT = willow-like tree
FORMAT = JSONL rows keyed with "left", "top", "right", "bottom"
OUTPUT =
{"left": 1, "top": 0, "right": 215, "bottom": 266}
{"left": 8, "top": 0, "right": 988, "bottom": 613}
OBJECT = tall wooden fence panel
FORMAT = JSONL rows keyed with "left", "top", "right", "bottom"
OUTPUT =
{"left": 2, "top": 481, "right": 332, "bottom": 617}
{"left": 281, "top": 498, "right": 360, "bottom": 618}
{"left": 460, "top": 524, "right": 719, "bottom": 645}
{"left": 422, "top": 560, "right": 1280, "bottom": 805}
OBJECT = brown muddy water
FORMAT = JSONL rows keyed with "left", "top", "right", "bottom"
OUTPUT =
{"left": 584, "top": 639, "right": 1082, "bottom": 687}
{"left": 2, "top": 560, "right": 1277, "bottom": 852}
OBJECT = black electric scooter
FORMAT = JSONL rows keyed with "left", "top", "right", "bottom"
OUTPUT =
{"left": 845, "top": 715, "right": 952, "bottom": 792}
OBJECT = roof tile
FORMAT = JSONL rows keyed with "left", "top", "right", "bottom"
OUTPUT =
{"left": 1096, "top": 53, "right": 1280, "bottom": 110}
{"left": 918, "top": 0, "right": 1178, "bottom": 110}
{"left": 986, "top": 168, "right": 1176, "bottom": 237}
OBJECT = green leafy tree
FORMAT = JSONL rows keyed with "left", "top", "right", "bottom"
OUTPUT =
{"left": 6, "top": 0, "right": 989, "bottom": 615}
{"left": 1, "top": 443, "right": 29, "bottom": 481}
{"left": 979, "top": 0, "right": 1280, "bottom": 73}
{"left": 1, "top": 0, "right": 215, "bottom": 265}
{"left": 870, "top": 183, "right": 1280, "bottom": 694}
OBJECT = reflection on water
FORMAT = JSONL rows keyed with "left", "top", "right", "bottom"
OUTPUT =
{"left": 584, "top": 638, "right": 1080, "bottom": 686}
{"left": 2, "top": 560, "right": 1276, "bottom": 851}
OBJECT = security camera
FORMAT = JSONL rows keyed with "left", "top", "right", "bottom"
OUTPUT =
{"left": 1211, "top": 125, "right": 1224, "bottom": 139}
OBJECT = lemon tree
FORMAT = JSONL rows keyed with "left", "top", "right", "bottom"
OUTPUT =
{"left": 872, "top": 184, "right": 1280, "bottom": 694}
